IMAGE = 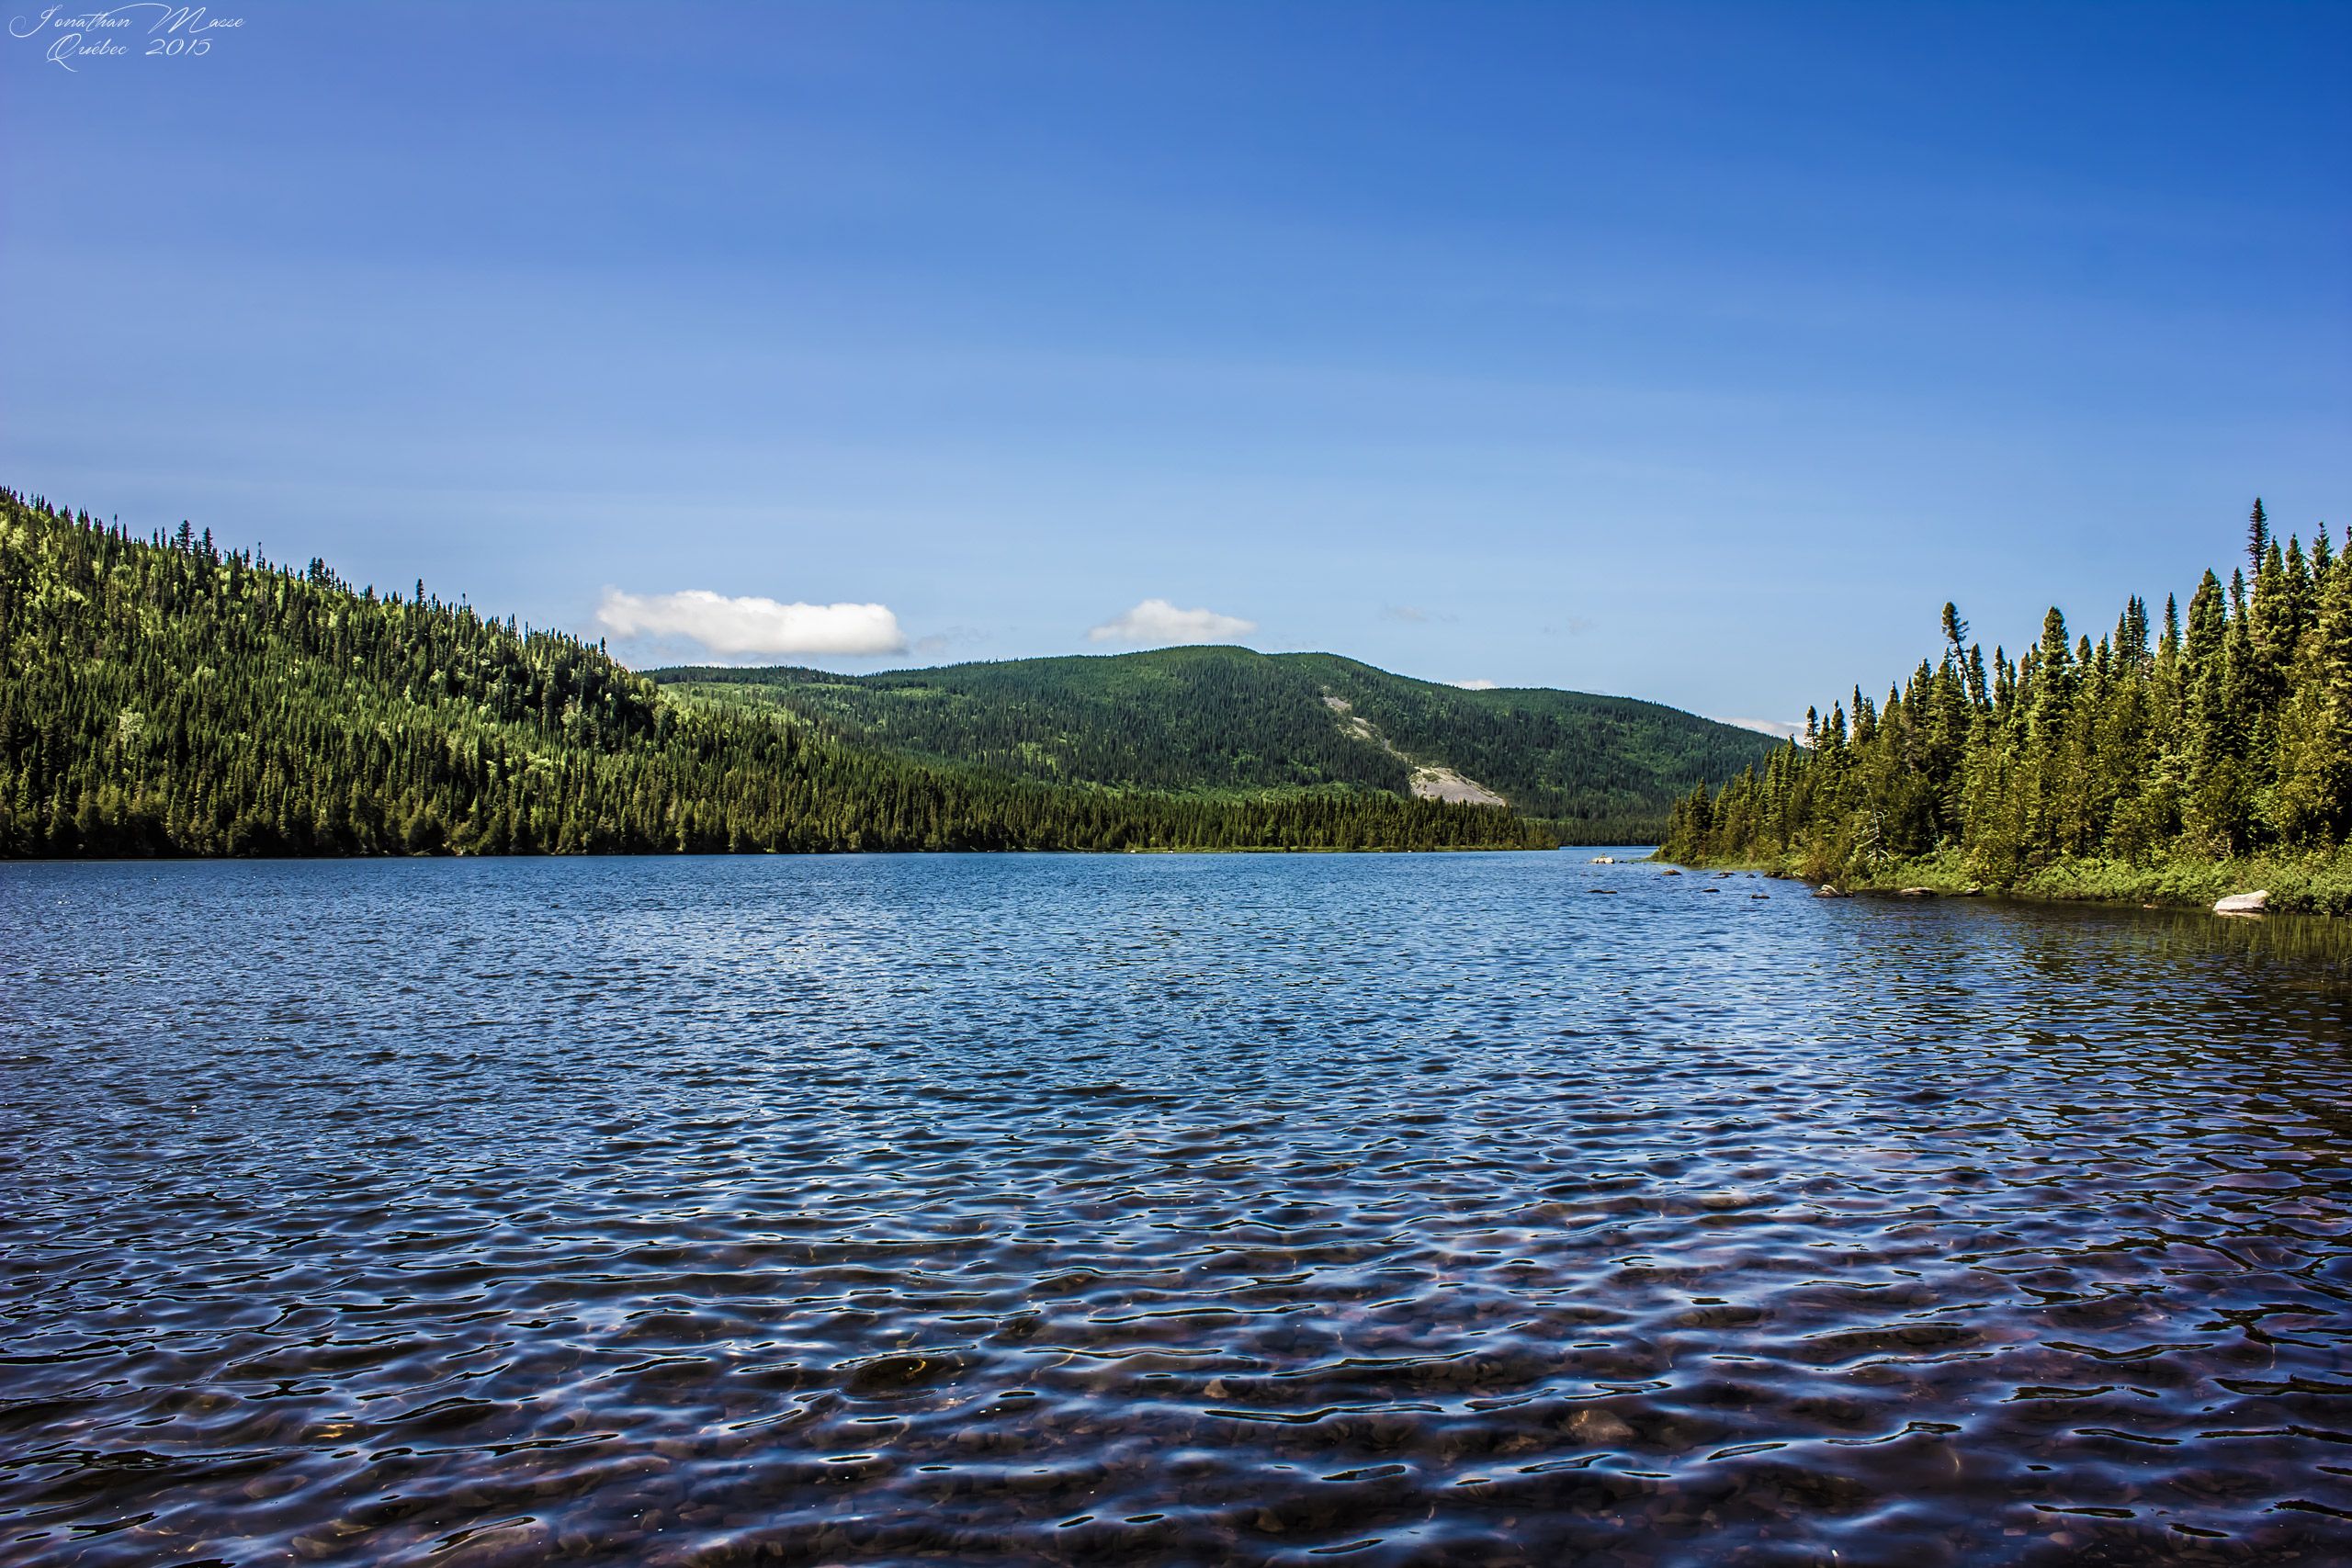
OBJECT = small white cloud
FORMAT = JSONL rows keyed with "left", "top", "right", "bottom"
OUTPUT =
{"left": 1452, "top": 678, "right": 1500, "bottom": 690}
{"left": 1088, "top": 598, "right": 1257, "bottom": 646}
{"left": 1720, "top": 716, "right": 1806, "bottom": 739}
{"left": 596, "top": 589, "right": 906, "bottom": 657}
{"left": 910, "top": 627, "right": 975, "bottom": 658}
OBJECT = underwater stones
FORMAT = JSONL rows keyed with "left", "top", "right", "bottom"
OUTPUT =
{"left": 1564, "top": 1405, "right": 1636, "bottom": 1446}
{"left": 844, "top": 1351, "right": 968, "bottom": 1395}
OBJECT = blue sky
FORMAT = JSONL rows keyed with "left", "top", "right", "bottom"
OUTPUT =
{"left": 3, "top": 2, "right": 2346, "bottom": 732}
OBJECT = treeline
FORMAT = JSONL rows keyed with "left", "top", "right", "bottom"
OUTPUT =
{"left": 1295, "top": 653, "right": 1781, "bottom": 832}
{"left": 668, "top": 651, "right": 1413, "bottom": 795}
{"left": 658, "top": 649, "right": 1777, "bottom": 842}
{"left": 1662, "top": 502, "right": 2352, "bottom": 904}
{"left": 0, "top": 492, "right": 1555, "bottom": 856}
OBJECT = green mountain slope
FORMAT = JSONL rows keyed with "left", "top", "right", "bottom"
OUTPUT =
{"left": 654, "top": 648, "right": 1778, "bottom": 840}
{"left": 0, "top": 492, "right": 1551, "bottom": 855}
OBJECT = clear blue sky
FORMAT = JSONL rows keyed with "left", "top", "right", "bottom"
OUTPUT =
{"left": 4, "top": 2, "right": 2346, "bottom": 731}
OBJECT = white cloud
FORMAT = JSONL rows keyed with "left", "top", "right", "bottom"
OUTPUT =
{"left": 596, "top": 589, "right": 906, "bottom": 657}
{"left": 1452, "top": 678, "right": 1500, "bottom": 690}
{"left": 1087, "top": 598, "right": 1257, "bottom": 646}
{"left": 1720, "top": 716, "right": 1806, "bottom": 740}
{"left": 911, "top": 626, "right": 986, "bottom": 659}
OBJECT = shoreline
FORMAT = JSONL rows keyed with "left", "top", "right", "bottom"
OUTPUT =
{"left": 0, "top": 840, "right": 1584, "bottom": 864}
{"left": 1650, "top": 847, "right": 2352, "bottom": 917}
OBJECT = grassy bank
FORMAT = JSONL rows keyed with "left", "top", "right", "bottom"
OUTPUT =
{"left": 1654, "top": 845, "right": 2352, "bottom": 915}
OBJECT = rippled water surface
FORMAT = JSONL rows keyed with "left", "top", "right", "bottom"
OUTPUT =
{"left": 3, "top": 854, "right": 2349, "bottom": 1567}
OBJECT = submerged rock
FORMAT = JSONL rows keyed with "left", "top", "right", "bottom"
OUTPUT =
{"left": 842, "top": 1350, "right": 969, "bottom": 1394}
{"left": 1565, "top": 1405, "right": 1635, "bottom": 1446}
{"left": 2213, "top": 890, "right": 2270, "bottom": 917}
{"left": 1896, "top": 887, "right": 1936, "bottom": 897}
{"left": 1660, "top": 868, "right": 1682, "bottom": 876}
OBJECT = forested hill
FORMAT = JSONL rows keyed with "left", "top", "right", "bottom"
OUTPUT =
{"left": 0, "top": 491, "right": 1552, "bottom": 856}
{"left": 653, "top": 649, "right": 1778, "bottom": 842}
{"left": 1660, "top": 502, "right": 2352, "bottom": 912}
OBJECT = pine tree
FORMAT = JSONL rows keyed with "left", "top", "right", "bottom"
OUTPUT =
{"left": 1661, "top": 505, "right": 2350, "bottom": 903}
{"left": 0, "top": 491, "right": 1573, "bottom": 860}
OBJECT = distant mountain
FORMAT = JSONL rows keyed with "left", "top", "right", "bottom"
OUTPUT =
{"left": 0, "top": 494, "right": 1551, "bottom": 857}
{"left": 652, "top": 648, "right": 1780, "bottom": 841}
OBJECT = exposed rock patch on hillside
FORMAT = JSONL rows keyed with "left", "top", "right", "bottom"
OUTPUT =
{"left": 1408, "top": 765, "right": 1507, "bottom": 807}
{"left": 1323, "top": 694, "right": 1507, "bottom": 807}
{"left": 1321, "top": 693, "right": 1381, "bottom": 745}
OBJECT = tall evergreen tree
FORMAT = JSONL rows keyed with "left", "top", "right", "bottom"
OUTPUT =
{"left": 0, "top": 491, "right": 1559, "bottom": 858}
{"left": 1662, "top": 502, "right": 2351, "bottom": 905}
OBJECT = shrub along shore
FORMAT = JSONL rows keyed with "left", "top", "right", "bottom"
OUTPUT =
{"left": 1661, "top": 847, "right": 2352, "bottom": 916}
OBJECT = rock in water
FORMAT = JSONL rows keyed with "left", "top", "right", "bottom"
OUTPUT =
{"left": 1660, "top": 868, "right": 1681, "bottom": 876}
{"left": 1813, "top": 886, "right": 1844, "bottom": 898}
{"left": 1896, "top": 887, "right": 1936, "bottom": 897}
{"left": 2213, "top": 890, "right": 2270, "bottom": 916}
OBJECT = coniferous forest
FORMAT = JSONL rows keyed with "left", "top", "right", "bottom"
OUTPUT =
{"left": 658, "top": 650, "right": 1774, "bottom": 843}
{"left": 1661, "top": 502, "right": 2352, "bottom": 911}
{"left": 0, "top": 491, "right": 1556, "bottom": 856}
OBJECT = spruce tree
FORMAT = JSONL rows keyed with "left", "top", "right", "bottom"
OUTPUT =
{"left": 1660, "top": 503, "right": 2350, "bottom": 899}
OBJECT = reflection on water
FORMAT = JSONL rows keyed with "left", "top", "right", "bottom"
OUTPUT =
{"left": 1, "top": 854, "right": 2346, "bottom": 1566}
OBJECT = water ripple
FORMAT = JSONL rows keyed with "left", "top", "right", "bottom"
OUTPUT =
{"left": 1, "top": 853, "right": 2347, "bottom": 1565}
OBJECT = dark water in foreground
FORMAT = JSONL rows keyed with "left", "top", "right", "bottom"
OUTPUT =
{"left": 2, "top": 854, "right": 2349, "bottom": 1567}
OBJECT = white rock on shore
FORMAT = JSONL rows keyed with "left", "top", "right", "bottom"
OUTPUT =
{"left": 2213, "top": 890, "right": 2270, "bottom": 916}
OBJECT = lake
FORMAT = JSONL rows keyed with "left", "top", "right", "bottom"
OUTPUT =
{"left": 2, "top": 853, "right": 2347, "bottom": 1566}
